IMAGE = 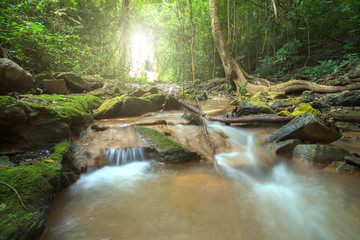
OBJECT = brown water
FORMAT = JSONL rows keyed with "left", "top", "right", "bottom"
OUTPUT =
{"left": 41, "top": 100, "right": 360, "bottom": 240}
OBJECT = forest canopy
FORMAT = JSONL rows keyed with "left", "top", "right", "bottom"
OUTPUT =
{"left": 1, "top": 0, "right": 359, "bottom": 83}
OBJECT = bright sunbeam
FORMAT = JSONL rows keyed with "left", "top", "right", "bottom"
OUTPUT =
{"left": 130, "top": 31, "right": 158, "bottom": 81}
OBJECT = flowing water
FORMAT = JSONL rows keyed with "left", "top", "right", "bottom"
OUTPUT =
{"left": 41, "top": 100, "right": 360, "bottom": 240}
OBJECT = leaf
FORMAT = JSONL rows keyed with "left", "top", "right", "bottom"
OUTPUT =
{"left": 44, "top": 159, "right": 54, "bottom": 163}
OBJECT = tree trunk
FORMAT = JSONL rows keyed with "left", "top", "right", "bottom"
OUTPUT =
{"left": 208, "top": 0, "right": 360, "bottom": 95}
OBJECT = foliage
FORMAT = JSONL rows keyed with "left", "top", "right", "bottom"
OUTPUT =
{"left": 256, "top": 40, "right": 303, "bottom": 77}
{"left": 297, "top": 60, "right": 340, "bottom": 80}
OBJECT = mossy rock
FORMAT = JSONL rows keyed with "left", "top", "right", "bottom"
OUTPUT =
{"left": 235, "top": 99, "right": 276, "bottom": 116}
{"left": 94, "top": 95, "right": 155, "bottom": 119}
{"left": 0, "top": 95, "right": 101, "bottom": 147}
{"left": 269, "top": 97, "right": 305, "bottom": 108}
{"left": 292, "top": 103, "right": 320, "bottom": 115}
{"left": 140, "top": 93, "right": 181, "bottom": 111}
{"left": 267, "top": 113, "right": 342, "bottom": 144}
{"left": 0, "top": 140, "right": 79, "bottom": 240}
{"left": 134, "top": 126, "right": 201, "bottom": 163}
{"left": 177, "top": 89, "right": 208, "bottom": 100}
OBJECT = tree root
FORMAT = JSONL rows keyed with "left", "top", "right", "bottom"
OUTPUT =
{"left": 0, "top": 181, "right": 27, "bottom": 210}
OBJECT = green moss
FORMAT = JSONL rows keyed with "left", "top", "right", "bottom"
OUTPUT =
{"left": 0, "top": 141, "right": 69, "bottom": 239}
{"left": 278, "top": 110, "right": 292, "bottom": 116}
{"left": 0, "top": 96, "right": 16, "bottom": 109}
{"left": 94, "top": 96, "right": 123, "bottom": 114}
{"left": 292, "top": 103, "right": 320, "bottom": 115}
{"left": 134, "top": 126, "right": 185, "bottom": 153}
{"left": 140, "top": 93, "right": 164, "bottom": 101}
{"left": 19, "top": 94, "right": 102, "bottom": 120}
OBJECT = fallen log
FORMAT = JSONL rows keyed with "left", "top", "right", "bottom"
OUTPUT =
{"left": 180, "top": 101, "right": 360, "bottom": 124}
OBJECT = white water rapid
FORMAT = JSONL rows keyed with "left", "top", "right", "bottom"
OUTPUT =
{"left": 42, "top": 112, "right": 360, "bottom": 240}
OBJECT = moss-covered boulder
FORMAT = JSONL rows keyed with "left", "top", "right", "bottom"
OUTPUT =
{"left": 177, "top": 89, "right": 208, "bottom": 100}
{"left": 322, "top": 90, "right": 360, "bottom": 106}
{"left": 269, "top": 97, "right": 305, "bottom": 108}
{"left": 94, "top": 93, "right": 181, "bottom": 119}
{"left": 88, "top": 82, "right": 131, "bottom": 99}
{"left": 134, "top": 126, "right": 201, "bottom": 163}
{"left": 0, "top": 140, "right": 80, "bottom": 240}
{"left": 0, "top": 95, "right": 101, "bottom": 147}
{"left": 140, "top": 93, "right": 181, "bottom": 111}
{"left": 292, "top": 103, "right": 320, "bottom": 115}
{"left": 267, "top": 113, "right": 342, "bottom": 144}
{"left": 94, "top": 95, "right": 155, "bottom": 119}
{"left": 235, "top": 99, "right": 276, "bottom": 116}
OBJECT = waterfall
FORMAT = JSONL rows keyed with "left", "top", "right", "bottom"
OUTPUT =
{"left": 168, "top": 86, "right": 173, "bottom": 95}
{"left": 105, "top": 147, "right": 146, "bottom": 165}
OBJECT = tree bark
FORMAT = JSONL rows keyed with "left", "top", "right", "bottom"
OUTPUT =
{"left": 208, "top": 0, "right": 360, "bottom": 95}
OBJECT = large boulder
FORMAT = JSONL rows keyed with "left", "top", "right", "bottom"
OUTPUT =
{"left": 54, "top": 72, "right": 90, "bottom": 93}
{"left": 267, "top": 113, "right": 342, "bottom": 144}
{"left": 0, "top": 95, "right": 101, "bottom": 148}
{"left": 235, "top": 99, "right": 276, "bottom": 116}
{"left": 134, "top": 126, "right": 201, "bottom": 163}
{"left": 42, "top": 79, "right": 68, "bottom": 94}
{"left": 0, "top": 140, "right": 80, "bottom": 240}
{"left": 292, "top": 144, "right": 349, "bottom": 164}
{"left": 141, "top": 93, "right": 181, "bottom": 111}
{"left": 94, "top": 95, "right": 155, "bottom": 119}
{"left": 273, "top": 139, "right": 302, "bottom": 157}
{"left": 321, "top": 90, "right": 360, "bottom": 106}
{"left": 0, "top": 58, "right": 33, "bottom": 94}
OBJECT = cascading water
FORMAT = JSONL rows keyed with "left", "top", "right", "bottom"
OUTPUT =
{"left": 105, "top": 147, "right": 146, "bottom": 165}
{"left": 42, "top": 108, "right": 360, "bottom": 240}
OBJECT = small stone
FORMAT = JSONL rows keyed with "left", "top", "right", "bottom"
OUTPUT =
{"left": 292, "top": 144, "right": 349, "bottom": 164}
{"left": 91, "top": 122, "right": 110, "bottom": 131}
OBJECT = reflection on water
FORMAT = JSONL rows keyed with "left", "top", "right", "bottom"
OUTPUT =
{"left": 42, "top": 103, "right": 360, "bottom": 240}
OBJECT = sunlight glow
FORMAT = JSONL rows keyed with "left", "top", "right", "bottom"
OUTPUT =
{"left": 130, "top": 31, "right": 158, "bottom": 81}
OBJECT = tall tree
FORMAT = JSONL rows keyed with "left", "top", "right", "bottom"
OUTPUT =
{"left": 209, "top": 0, "right": 360, "bottom": 96}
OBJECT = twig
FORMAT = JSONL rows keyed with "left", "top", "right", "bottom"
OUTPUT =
{"left": 0, "top": 181, "right": 27, "bottom": 210}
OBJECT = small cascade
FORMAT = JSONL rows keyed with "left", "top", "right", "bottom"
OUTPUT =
{"left": 105, "top": 147, "right": 146, "bottom": 165}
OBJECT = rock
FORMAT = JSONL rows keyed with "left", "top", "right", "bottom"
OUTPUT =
{"left": 267, "top": 113, "right": 342, "bottom": 144}
{"left": 141, "top": 93, "right": 181, "bottom": 111}
{"left": 34, "top": 72, "right": 55, "bottom": 88}
{"left": 141, "top": 93, "right": 166, "bottom": 110}
{"left": 292, "top": 103, "right": 320, "bottom": 115}
{"left": 88, "top": 82, "right": 130, "bottom": 99}
{"left": 0, "top": 58, "right": 33, "bottom": 94}
{"left": 94, "top": 95, "right": 155, "bottom": 119}
{"left": 322, "top": 90, "right": 360, "bottom": 106}
{"left": 347, "top": 62, "right": 360, "bottom": 79}
{"left": 269, "top": 97, "right": 305, "bottom": 108}
{"left": 135, "top": 126, "right": 201, "bottom": 163}
{"left": 301, "top": 90, "right": 316, "bottom": 103}
{"left": 0, "top": 141, "right": 80, "bottom": 240}
{"left": 131, "top": 89, "right": 146, "bottom": 97}
{"left": 344, "top": 155, "right": 360, "bottom": 167}
{"left": 332, "top": 161, "right": 359, "bottom": 172}
{"left": 273, "top": 139, "right": 302, "bottom": 157}
{"left": 54, "top": 72, "right": 90, "bottom": 93}
{"left": 0, "top": 95, "right": 101, "bottom": 148}
{"left": 267, "top": 91, "right": 287, "bottom": 100}
{"left": 181, "top": 109, "right": 202, "bottom": 125}
{"left": 42, "top": 79, "right": 68, "bottom": 94}
{"left": 292, "top": 144, "right": 350, "bottom": 164}
{"left": 235, "top": 99, "right": 275, "bottom": 116}
{"left": 177, "top": 89, "right": 207, "bottom": 100}
{"left": 91, "top": 122, "right": 109, "bottom": 131}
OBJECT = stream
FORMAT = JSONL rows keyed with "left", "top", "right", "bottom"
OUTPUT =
{"left": 41, "top": 99, "right": 360, "bottom": 240}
